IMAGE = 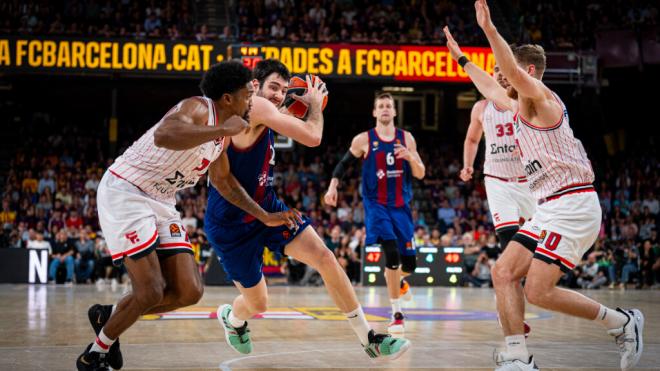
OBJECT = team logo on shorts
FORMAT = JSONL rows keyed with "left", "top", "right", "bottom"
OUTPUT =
{"left": 282, "top": 230, "right": 291, "bottom": 240}
{"left": 169, "top": 223, "right": 181, "bottom": 237}
{"left": 539, "top": 230, "right": 547, "bottom": 243}
{"left": 125, "top": 231, "right": 140, "bottom": 244}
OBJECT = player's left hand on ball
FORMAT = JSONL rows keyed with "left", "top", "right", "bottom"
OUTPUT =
{"left": 394, "top": 144, "right": 411, "bottom": 161}
{"left": 291, "top": 74, "right": 327, "bottom": 109}
{"left": 220, "top": 115, "right": 248, "bottom": 136}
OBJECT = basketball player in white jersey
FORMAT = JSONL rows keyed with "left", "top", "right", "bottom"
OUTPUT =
{"left": 461, "top": 65, "right": 536, "bottom": 255}
{"left": 76, "top": 61, "right": 300, "bottom": 371}
{"left": 444, "top": 2, "right": 644, "bottom": 370}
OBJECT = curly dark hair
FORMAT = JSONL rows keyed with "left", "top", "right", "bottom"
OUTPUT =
{"left": 253, "top": 59, "right": 291, "bottom": 87}
{"left": 199, "top": 60, "right": 252, "bottom": 101}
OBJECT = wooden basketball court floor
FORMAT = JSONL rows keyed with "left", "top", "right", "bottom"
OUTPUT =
{"left": 0, "top": 284, "right": 658, "bottom": 371}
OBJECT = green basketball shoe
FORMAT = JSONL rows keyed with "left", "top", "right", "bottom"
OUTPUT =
{"left": 217, "top": 304, "right": 253, "bottom": 354}
{"left": 363, "top": 329, "right": 410, "bottom": 360}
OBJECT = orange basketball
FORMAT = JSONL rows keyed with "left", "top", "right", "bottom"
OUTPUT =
{"left": 283, "top": 75, "right": 329, "bottom": 119}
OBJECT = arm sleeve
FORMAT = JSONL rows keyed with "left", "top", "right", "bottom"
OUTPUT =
{"left": 331, "top": 149, "right": 360, "bottom": 180}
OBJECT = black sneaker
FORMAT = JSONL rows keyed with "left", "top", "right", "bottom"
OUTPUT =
{"left": 88, "top": 304, "right": 123, "bottom": 370}
{"left": 76, "top": 343, "right": 110, "bottom": 371}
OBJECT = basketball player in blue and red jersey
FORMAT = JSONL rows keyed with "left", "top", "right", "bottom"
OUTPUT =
{"left": 445, "top": 2, "right": 644, "bottom": 370}
{"left": 325, "top": 92, "right": 426, "bottom": 334}
{"left": 205, "top": 59, "right": 410, "bottom": 360}
{"left": 76, "top": 61, "right": 301, "bottom": 371}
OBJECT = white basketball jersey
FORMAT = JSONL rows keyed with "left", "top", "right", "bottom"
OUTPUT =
{"left": 109, "top": 97, "right": 225, "bottom": 204}
{"left": 513, "top": 92, "right": 594, "bottom": 199}
{"left": 482, "top": 101, "right": 526, "bottom": 178}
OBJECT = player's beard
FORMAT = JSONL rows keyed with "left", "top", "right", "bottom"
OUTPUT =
{"left": 507, "top": 86, "right": 518, "bottom": 100}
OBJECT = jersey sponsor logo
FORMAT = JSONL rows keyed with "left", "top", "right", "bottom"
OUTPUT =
{"left": 376, "top": 169, "right": 386, "bottom": 179}
{"left": 257, "top": 171, "right": 274, "bottom": 187}
{"left": 524, "top": 159, "right": 543, "bottom": 176}
{"left": 125, "top": 231, "right": 140, "bottom": 244}
{"left": 169, "top": 223, "right": 181, "bottom": 237}
{"left": 490, "top": 143, "right": 517, "bottom": 155}
{"left": 529, "top": 173, "right": 549, "bottom": 191}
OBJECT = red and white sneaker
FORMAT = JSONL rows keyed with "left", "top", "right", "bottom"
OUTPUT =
{"left": 388, "top": 312, "right": 405, "bottom": 334}
{"left": 400, "top": 279, "right": 412, "bottom": 302}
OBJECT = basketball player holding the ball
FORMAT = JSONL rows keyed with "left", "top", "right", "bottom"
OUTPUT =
{"left": 445, "top": 1, "right": 644, "bottom": 370}
{"left": 76, "top": 61, "right": 301, "bottom": 371}
{"left": 325, "top": 92, "right": 426, "bottom": 334}
{"left": 205, "top": 59, "right": 410, "bottom": 360}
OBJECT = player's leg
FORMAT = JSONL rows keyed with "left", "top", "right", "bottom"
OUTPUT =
{"left": 216, "top": 276, "right": 268, "bottom": 354}
{"left": 525, "top": 192, "right": 643, "bottom": 370}
{"left": 491, "top": 233, "right": 535, "bottom": 363}
{"left": 78, "top": 250, "right": 165, "bottom": 370}
{"left": 78, "top": 173, "right": 161, "bottom": 370}
{"left": 207, "top": 220, "right": 268, "bottom": 355}
{"left": 141, "top": 253, "right": 203, "bottom": 314}
{"left": 142, "top": 219, "right": 203, "bottom": 314}
{"left": 284, "top": 227, "right": 410, "bottom": 360}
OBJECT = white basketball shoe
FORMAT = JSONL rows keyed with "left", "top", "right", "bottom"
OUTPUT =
{"left": 607, "top": 308, "right": 644, "bottom": 371}
{"left": 494, "top": 352, "right": 540, "bottom": 371}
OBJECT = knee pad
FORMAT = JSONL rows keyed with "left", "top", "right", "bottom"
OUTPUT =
{"left": 401, "top": 254, "right": 417, "bottom": 274}
{"left": 497, "top": 227, "right": 519, "bottom": 250}
{"left": 380, "top": 239, "right": 400, "bottom": 269}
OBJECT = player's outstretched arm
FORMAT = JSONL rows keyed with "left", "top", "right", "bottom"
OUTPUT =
{"left": 324, "top": 133, "right": 366, "bottom": 207}
{"left": 475, "top": 0, "right": 545, "bottom": 101}
{"left": 444, "top": 26, "right": 513, "bottom": 111}
{"left": 154, "top": 98, "right": 247, "bottom": 150}
{"left": 208, "top": 149, "right": 302, "bottom": 228}
{"left": 250, "top": 75, "right": 327, "bottom": 147}
{"left": 395, "top": 132, "right": 425, "bottom": 179}
{"left": 461, "top": 100, "right": 486, "bottom": 182}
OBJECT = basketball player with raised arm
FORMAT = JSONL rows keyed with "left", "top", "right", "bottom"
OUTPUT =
{"left": 445, "top": 1, "right": 643, "bottom": 370}
{"left": 461, "top": 65, "right": 536, "bottom": 252}
{"left": 325, "top": 92, "right": 426, "bottom": 334}
{"left": 206, "top": 59, "right": 410, "bottom": 360}
{"left": 76, "top": 61, "right": 300, "bottom": 371}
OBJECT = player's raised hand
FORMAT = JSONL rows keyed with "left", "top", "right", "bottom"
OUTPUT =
{"left": 324, "top": 186, "right": 338, "bottom": 207}
{"left": 219, "top": 115, "right": 249, "bottom": 136}
{"left": 263, "top": 208, "right": 304, "bottom": 229}
{"left": 443, "top": 26, "right": 464, "bottom": 62}
{"left": 459, "top": 166, "right": 474, "bottom": 182}
{"left": 393, "top": 143, "right": 412, "bottom": 161}
{"left": 475, "top": 0, "right": 495, "bottom": 32}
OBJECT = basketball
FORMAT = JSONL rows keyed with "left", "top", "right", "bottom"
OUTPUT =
{"left": 283, "top": 74, "right": 329, "bottom": 119}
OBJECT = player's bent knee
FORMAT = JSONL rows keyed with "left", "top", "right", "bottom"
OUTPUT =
{"left": 491, "top": 263, "right": 516, "bottom": 286}
{"left": 135, "top": 283, "right": 165, "bottom": 310}
{"left": 177, "top": 282, "right": 204, "bottom": 307}
{"left": 381, "top": 240, "right": 400, "bottom": 269}
{"left": 401, "top": 255, "right": 417, "bottom": 274}
{"left": 523, "top": 281, "right": 551, "bottom": 307}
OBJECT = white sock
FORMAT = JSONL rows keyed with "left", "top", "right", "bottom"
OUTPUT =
{"left": 390, "top": 298, "right": 402, "bottom": 315}
{"left": 345, "top": 306, "right": 371, "bottom": 345}
{"left": 504, "top": 335, "right": 529, "bottom": 361}
{"left": 594, "top": 304, "right": 628, "bottom": 330}
{"left": 228, "top": 309, "right": 247, "bottom": 328}
{"left": 90, "top": 328, "right": 115, "bottom": 354}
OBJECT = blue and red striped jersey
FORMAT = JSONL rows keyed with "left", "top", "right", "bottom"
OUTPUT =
{"left": 361, "top": 128, "right": 412, "bottom": 207}
{"left": 206, "top": 128, "right": 275, "bottom": 226}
